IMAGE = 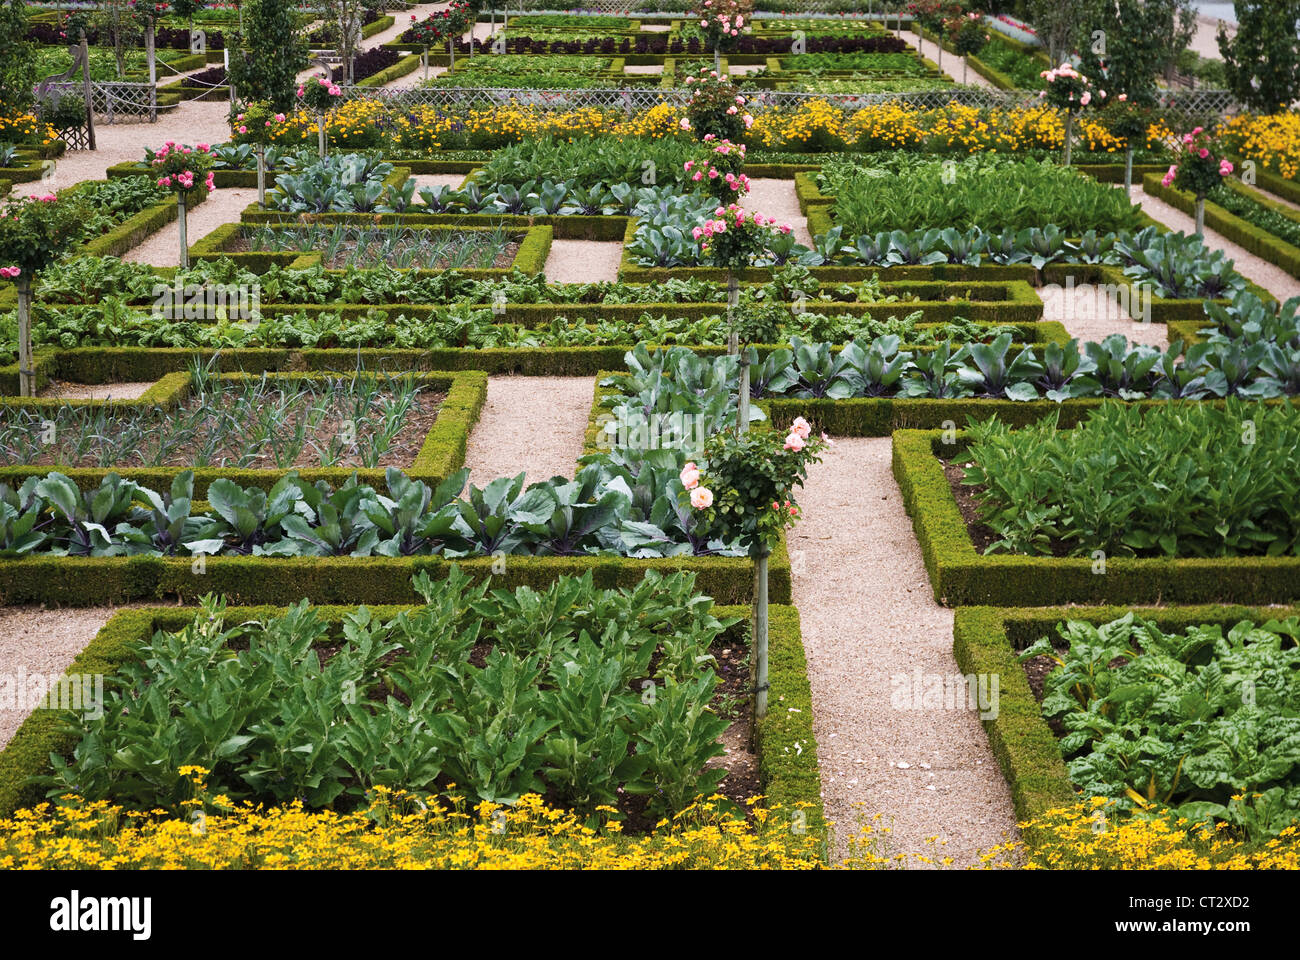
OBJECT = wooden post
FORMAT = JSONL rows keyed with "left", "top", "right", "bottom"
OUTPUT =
{"left": 1124, "top": 144, "right": 1134, "bottom": 190}
{"left": 1195, "top": 194, "right": 1206, "bottom": 236}
{"left": 256, "top": 145, "right": 266, "bottom": 207}
{"left": 177, "top": 192, "right": 189, "bottom": 269}
{"left": 80, "top": 31, "right": 96, "bottom": 150}
{"left": 753, "top": 549, "right": 770, "bottom": 719}
{"left": 146, "top": 16, "right": 158, "bottom": 122}
{"left": 317, "top": 111, "right": 327, "bottom": 157}
{"left": 16, "top": 276, "right": 34, "bottom": 398}
{"left": 1064, "top": 110, "right": 1073, "bottom": 166}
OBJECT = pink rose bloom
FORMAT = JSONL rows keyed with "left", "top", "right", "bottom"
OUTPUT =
{"left": 1118, "top": 93, "right": 1127, "bottom": 102}
{"left": 692, "top": 171, "right": 703, "bottom": 181}
{"left": 820, "top": 431, "right": 835, "bottom": 446}
{"left": 679, "top": 117, "right": 691, "bottom": 130}
{"left": 1080, "top": 92, "right": 1091, "bottom": 106}
{"left": 274, "top": 114, "right": 285, "bottom": 123}
{"left": 713, "top": 219, "right": 726, "bottom": 233}
{"left": 700, "top": 19, "right": 708, "bottom": 26}
{"left": 197, "top": 142, "right": 210, "bottom": 151}
{"left": 726, "top": 105, "right": 738, "bottom": 115}
{"left": 684, "top": 160, "right": 693, "bottom": 170}
{"left": 1198, "top": 148, "right": 1209, "bottom": 158}
{"left": 1183, "top": 134, "right": 1194, "bottom": 144}
{"left": 779, "top": 224, "right": 792, "bottom": 234}
{"left": 783, "top": 433, "right": 806, "bottom": 452}
{"left": 238, "top": 125, "right": 247, "bottom": 134}
{"left": 703, "top": 133, "right": 715, "bottom": 141}
{"left": 205, "top": 172, "right": 215, "bottom": 190}
{"left": 1220, "top": 160, "right": 1234, "bottom": 175}
{"left": 689, "top": 487, "right": 714, "bottom": 510}
{"left": 692, "top": 226, "right": 703, "bottom": 239}
{"left": 736, "top": 14, "right": 743, "bottom": 25}
{"left": 743, "top": 115, "right": 753, "bottom": 128}
{"left": 791, "top": 417, "right": 812, "bottom": 439}
{"left": 1193, "top": 126, "right": 1203, "bottom": 135}
{"left": 680, "top": 463, "right": 700, "bottom": 489}
{"left": 708, "top": 168, "right": 718, "bottom": 178}
{"left": 297, "top": 86, "right": 305, "bottom": 97}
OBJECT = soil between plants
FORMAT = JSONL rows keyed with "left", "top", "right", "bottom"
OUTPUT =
{"left": 7, "top": 389, "right": 446, "bottom": 471}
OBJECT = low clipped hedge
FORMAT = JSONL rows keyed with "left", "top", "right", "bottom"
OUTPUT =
{"left": 0, "top": 598, "right": 822, "bottom": 831}
{"left": 76, "top": 184, "right": 210, "bottom": 259}
{"left": 952, "top": 603, "right": 1300, "bottom": 830}
{"left": 0, "top": 550, "right": 785, "bottom": 608}
{"left": 893, "top": 427, "right": 1300, "bottom": 606}
{"left": 1144, "top": 172, "right": 1300, "bottom": 281}
{"left": 0, "top": 369, "right": 487, "bottom": 496}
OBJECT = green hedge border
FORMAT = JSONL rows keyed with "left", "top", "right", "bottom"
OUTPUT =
{"left": 0, "top": 369, "right": 487, "bottom": 496}
{"left": 0, "top": 598, "right": 823, "bottom": 839}
{"left": 893, "top": 427, "right": 1300, "bottom": 606}
{"left": 952, "top": 602, "right": 1300, "bottom": 830}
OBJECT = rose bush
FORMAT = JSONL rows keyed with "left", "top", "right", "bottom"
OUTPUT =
{"left": 681, "top": 71, "right": 753, "bottom": 142}
{"left": 683, "top": 136, "right": 749, "bottom": 200}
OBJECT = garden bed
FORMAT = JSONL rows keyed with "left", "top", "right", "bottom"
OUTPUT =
{"left": 894, "top": 425, "right": 1300, "bottom": 606}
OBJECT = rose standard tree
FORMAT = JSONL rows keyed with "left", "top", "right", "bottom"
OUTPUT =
{"left": 693, "top": 0, "right": 752, "bottom": 75}
{"left": 693, "top": 201, "right": 794, "bottom": 427}
{"left": 0, "top": 194, "right": 86, "bottom": 395}
{"left": 409, "top": 2, "right": 471, "bottom": 75}
{"left": 682, "top": 420, "right": 827, "bottom": 719}
{"left": 147, "top": 141, "right": 217, "bottom": 268}
{"left": 1039, "top": 61, "right": 1105, "bottom": 166}
{"left": 1101, "top": 93, "right": 1152, "bottom": 190}
{"left": 297, "top": 75, "right": 344, "bottom": 157}
{"left": 1162, "top": 127, "right": 1234, "bottom": 236}
{"left": 230, "top": 102, "right": 287, "bottom": 207}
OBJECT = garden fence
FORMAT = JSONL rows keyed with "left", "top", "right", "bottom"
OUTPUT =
{"left": 39, "top": 80, "right": 158, "bottom": 124}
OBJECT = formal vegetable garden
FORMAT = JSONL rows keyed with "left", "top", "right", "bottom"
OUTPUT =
{"left": 1, "top": 0, "right": 1300, "bottom": 878}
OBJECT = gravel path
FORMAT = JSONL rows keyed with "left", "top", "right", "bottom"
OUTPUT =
{"left": 789, "top": 437, "right": 1018, "bottom": 865}
{"left": 1039, "top": 284, "right": 1169, "bottom": 349}
{"left": 462, "top": 376, "right": 596, "bottom": 489}
{"left": 124, "top": 187, "right": 257, "bottom": 267}
{"left": 1129, "top": 184, "right": 1300, "bottom": 302}
{"left": 544, "top": 240, "right": 624, "bottom": 284}
{"left": 0, "top": 607, "right": 118, "bottom": 750}
{"left": 745, "top": 178, "right": 813, "bottom": 247}
{"left": 15, "top": 100, "right": 235, "bottom": 196}
{"left": 893, "top": 26, "right": 994, "bottom": 89}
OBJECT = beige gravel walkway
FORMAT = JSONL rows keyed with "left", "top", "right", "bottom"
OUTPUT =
{"left": 544, "top": 240, "right": 624, "bottom": 284}
{"left": 462, "top": 376, "right": 595, "bottom": 489}
{"left": 745, "top": 178, "right": 813, "bottom": 248}
{"left": 789, "top": 437, "right": 1018, "bottom": 865}
{"left": 124, "top": 187, "right": 256, "bottom": 267}
{"left": 0, "top": 607, "right": 118, "bottom": 749}
{"left": 1040, "top": 284, "right": 1169, "bottom": 349}
{"left": 16, "top": 100, "right": 235, "bottom": 196}
{"left": 893, "top": 26, "right": 992, "bottom": 89}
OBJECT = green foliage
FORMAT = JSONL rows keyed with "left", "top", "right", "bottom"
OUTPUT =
{"left": 227, "top": 0, "right": 308, "bottom": 112}
{"left": 0, "top": 0, "right": 37, "bottom": 112}
{"left": 1217, "top": 1, "right": 1300, "bottom": 112}
{"left": 1019, "top": 613, "right": 1300, "bottom": 839}
{"left": 830, "top": 157, "right": 1143, "bottom": 236}
{"left": 1075, "top": 0, "right": 1196, "bottom": 104}
{"left": 41, "top": 569, "right": 735, "bottom": 818}
{"left": 963, "top": 399, "right": 1300, "bottom": 558}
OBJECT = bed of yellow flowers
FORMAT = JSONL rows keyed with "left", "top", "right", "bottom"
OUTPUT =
{"left": 0, "top": 112, "right": 59, "bottom": 149}
{"left": 236, "top": 98, "right": 1184, "bottom": 157}
{"left": 1219, "top": 112, "right": 1300, "bottom": 181}
{"left": 3, "top": 770, "right": 1296, "bottom": 869}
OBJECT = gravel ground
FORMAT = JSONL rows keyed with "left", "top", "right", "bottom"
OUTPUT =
{"left": 544, "top": 240, "right": 624, "bottom": 283}
{"left": 788, "top": 437, "right": 1018, "bottom": 865}
{"left": 462, "top": 376, "right": 596, "bottom": 489}
{"left": 1190, "top": 15, "right": 1233, "bottom": 60}
{"left": 407, "top": 172, "right": 466, "bottom": 191}
{"left": 124, "top": 187, "right": 257, "bottom": 268}
{"left": 1039, "top": 284, "right": 1169, "bottom": 349}
{"left": 1129, "top": 184, "right": 1300, "bottom": 302}
{"left": 893, "top": 27, "right": 994, "bottom": 90}
{"left": 0, "top": 607, "right": 118, "bottom": 750}
{"left": 624, "top": 65, "right": 664, "bottom": 74}
{"left": 38, "top": 381, "right": 155, "bottom": 400}
{"left": 15, "top": 100, "right": 235, "bottom": 197}
{"left": 745, "top": 178, "right": 814, "bottom": 248}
